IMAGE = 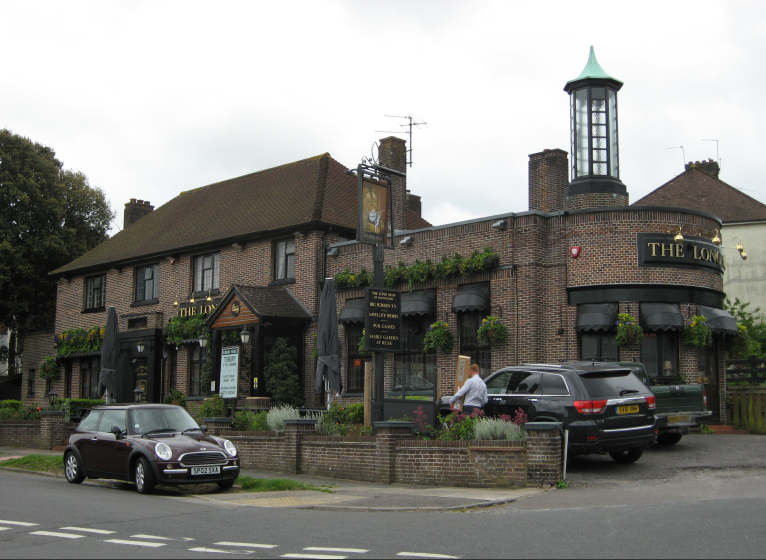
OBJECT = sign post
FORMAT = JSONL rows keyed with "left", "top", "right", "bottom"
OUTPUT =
{"left": 220, "top": 346, "right": 239, "bottom": 417}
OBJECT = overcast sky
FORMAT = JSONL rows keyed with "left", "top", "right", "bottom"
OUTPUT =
{"left": 3, "top": 1, "right": 765, "bottom": 234}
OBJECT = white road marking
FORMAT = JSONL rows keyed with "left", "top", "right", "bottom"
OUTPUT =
{"left": 29, "top": 531, "right": 84, "bottom": 539}
{"left": 0, "top": 528, "right": 9, "bottom": 531}
{"left": 130, "top": 533, "right": 193, "bottom": 541}
{"left": 189, "top": 548, "right": 236, "bottom": 554}
{"left": 104, "top": 539, "right": 166, "bottom": 548}
{"left": 281, "top": 555, "right": 348, "bottom": 560}
{"left": 215, "top": 541, "right": 279, "bottom": 549}
{"left": 60, "top": 526, "right": 116, "bottom": 535}
{"left": 396, "top": 554, "right": 458, "bottom": 559}
{"left": 0, "top": 520, "right": 38, "bottom": 526}
{"left": 304, "top": 548, "right": 370, "bottom": 554}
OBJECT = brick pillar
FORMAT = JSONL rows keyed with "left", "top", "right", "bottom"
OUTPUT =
{"left": 378, "top": 136, "right": 407, "bottom": 232}
{"left": 283, "top": 419, "right": 317, "bottom": 474}
{"left": 528, "top": 149, "right": 568, "bottom": 212}
{"left": 40, "top": 410, "right": 66, "bottom": 449}
{"left": 374, "top": 422, "right": 414, "bottom": 484}
{"left": 525, "top": 422, "right": 563, "bottom": 486}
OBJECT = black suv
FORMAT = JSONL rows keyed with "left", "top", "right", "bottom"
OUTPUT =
{"left": 439, "top": 362, "right": 657, "bottom": 463}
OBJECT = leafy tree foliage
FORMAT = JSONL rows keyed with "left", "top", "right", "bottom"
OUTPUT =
{"left": 724, "top": 297, "right": 766, "bottom": 357}
{"left": 0, "top": 129, "right": 114, "bottom": 333}
{"left": 264, "top": 338, "right": 303, "bottom": 407}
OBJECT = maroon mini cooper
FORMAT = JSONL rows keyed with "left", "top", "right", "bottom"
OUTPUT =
{"left": 63, "top": 404, "right": 240, "bottom": 494}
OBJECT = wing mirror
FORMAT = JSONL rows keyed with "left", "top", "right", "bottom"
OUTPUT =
{"left": 111, "top": 425, "right": 123, "bottom": 440}
{"left": 199, "top": 425, "right": 208, "bottom": 433}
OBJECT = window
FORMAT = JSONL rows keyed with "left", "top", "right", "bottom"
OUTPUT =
{"left": 189, "top": 345, "right": 208, "bottom": 396}
{"left": 98, "top": 409, "right": 127, "bottom": 433}
{"left": 641, "top": 332, "right": 679, "bottom": 380}
{"left": 77, "top": 410, "right": 102, "bottom": 431}
{"left": 274, "top": 238, "right": 295, "bottom": 281}
{"left": 580, "top": 332, "right": 619, "bottom": 361}
{"left": 459, "top": 311, "right": 491, "bottom": 377}
{"left": 393, "top": 315, "right": 436, "bottom": 396}
{"left": 81, "top": 357, "right": 100, "bottom": 399}
{"left": 27, "top": 369, "right": 35, "bottom": 396}
{"left": 486, "top": 370, "right": 543, "bottom": 395}
{"left": 135, "top": 264, "right": 159, "bottom": 302}
{"left": 543, "top": 373, "right": 570, "bottom": 396}
{"left": 346, "top": 323, "right": 367, "bottom": 392}
{"left": 193, "top": 253, "right": 220, "bottom": 293}
{"left": 85, "top": 275, "right": 106, "bottom": 310}
{"left": 697, "top": 344, "right": 719, "bottom": 385}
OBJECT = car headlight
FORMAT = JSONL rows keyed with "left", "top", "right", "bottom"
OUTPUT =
{"left": 223, "top": 440, "right": 237, "bottom": 457}
{"left": 155, "top": 442, "right": 172, "bottom": 461}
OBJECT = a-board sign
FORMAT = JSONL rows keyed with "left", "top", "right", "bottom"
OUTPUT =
{"left": 452, "top": 355, "right": 472, "bottom": 412}
{"left": 364, "top": 287, "right": 401, "bottom": 352}
{"left": 219, "top": 346, "right": 239, "bottom": 399}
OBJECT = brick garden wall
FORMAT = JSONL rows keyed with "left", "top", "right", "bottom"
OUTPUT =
{"left": 300, "top": 436, "right": 377, "bottom": 482}
{"left": 0, "top": 421, "right": 42, "bottom": 449}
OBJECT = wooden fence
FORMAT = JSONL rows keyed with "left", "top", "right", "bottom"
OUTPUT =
{"left": 726, "top": 357, "right": 766, "bottom": 385}
{"left": 728, "top": 390, "right": 766, "bottom": 434}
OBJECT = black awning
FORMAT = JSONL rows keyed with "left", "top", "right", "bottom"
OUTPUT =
{"left": 338, "top": 299, "right": 365, "bottom": 324}
{"left": 577, "top": 303, "right": 618, "bottom": 332}
{"left": 452, "top": 284, "right": 490, "bottom": 313}
{"left": 640, "top": 303, "right": 684, "bottom": 332}
{"left": 697, "top": 305, "right": 739, "bottom": 335}
{"left": 401, "top": 290, "right": 436, "bottom": 317}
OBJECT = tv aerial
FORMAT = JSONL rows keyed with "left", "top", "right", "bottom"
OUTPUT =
{"left": 376, "top": 115, "right": 427, "bottom": 167}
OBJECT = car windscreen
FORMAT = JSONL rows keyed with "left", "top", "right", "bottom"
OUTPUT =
{"left": 129, "top": 407, "right": 199, "bottom": 435}
{"left": 578, "top": 370, "right": 649, "bottom": 398}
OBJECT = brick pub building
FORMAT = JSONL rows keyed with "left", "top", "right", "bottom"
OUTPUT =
{"left": 33, "top": 48, "right": 735, "bottom": 422}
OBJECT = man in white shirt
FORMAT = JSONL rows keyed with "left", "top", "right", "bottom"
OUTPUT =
{"left": 449, "top": 364, "right": 488, "bottom": 416}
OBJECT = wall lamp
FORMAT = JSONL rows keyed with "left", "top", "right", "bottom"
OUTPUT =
{"left": 165, "top": 255, "right": 177, "bottom": 265}
{"left": 714, "top": 231, "right": 748, "bottom": 260}
{"left": 206, "top": 290, "right": 213, "bottom": 303}
{"left": 326, "top": 247, "right": 340, "bottom": 257}
{"left": 399, "top": 236, "right": 414, "bottom": 247}
{"left": 240, "top": 327, "right": 251, "bottom": 344}
{"left": 189, "top": 293, "right": 196, "bottom": 304}
{"left": 173, "top": 296, "right": 180, "bottom": 307}
{"left": 136, "top": 341, "right": 145, "bottom": 353}
{"left": 231, "top": 242, "right": 243, "bottom": 250}
{"left": 198, "top": 334, "right": 209, "bottom": 348}
{"left": 491, "top": 220, "right": 507, "bottom": 231}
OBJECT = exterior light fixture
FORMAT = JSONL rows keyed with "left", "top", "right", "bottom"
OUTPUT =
{"left": 46, "top": 388, "right": 58, "bottom": 409}
{"left": 162, "top": 346, "right": 168, "bottom": 359}
{"left": 720, "top": 235, "right": 748, "bottom": 261}
{"left": 133, "top": 384, "right": 145, "bottom": 403}
{"left": 231, "top": 242, "right": 243, "bottom": 250}
{"left": 206, "top": 290, "right": 213, "bottom": 303}
{"left": 711, "top": 229, "right": 722, "bottom": 246}
{"left": 136, "top": 341, "right": 145, "bottom": 353}
{"left": 399, "top": 236, "right": 414, "bottom": 246}
{"left": 198, "top": 334, "right": 209, "bottom": 348}
{"left": 491, "top": 220, "right": 507, "bottom": 231}
{"left": 673, "top": 227, "right": 684, "bottom": 244}
{"left": 240, "top": 327, "right": 251, "bottom": 345}
{"left": 189, "top": 293, "right": 196, "bottom": 304}
{"left": 327, "top": 247, "right": 339, "bottom": 257}
{"left": 173, "top": 298, "right": 179, "bottom": 307}
{"left": 294, "top": 231, "right": 306, "bottom": 238}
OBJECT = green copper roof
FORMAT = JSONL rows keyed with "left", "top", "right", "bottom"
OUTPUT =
{"left": 567, "top": 46, "right": 623, "bottom": 86}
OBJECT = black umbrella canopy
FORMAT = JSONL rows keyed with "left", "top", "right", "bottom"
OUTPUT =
{"left": 315, "top": 279, "right": 342, "bottom": 395}
{"left": 98, "top": 306, "right": 120, "bottom": 402}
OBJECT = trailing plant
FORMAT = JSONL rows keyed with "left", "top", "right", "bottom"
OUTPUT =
{"left": 233, "top": 410, "right": 269, "bottom": 432}
{"left": 433, "top": 254, "right": 461, "bottom": 280}
{"left": 38, "top": 356, "right": 60, "bottom": 380}
{"left": 615, "top": 313, "right": 643, "bottom": 347}
{"left": 266, "top": 404, "right": 302, "bottom": 432}
{"left": 477, "top": 316, "right": 508, "bottom": 345}
{"left": 385, "top": 261, "right": 408, "bottom": 288}
{"left": 164, "top": 314, "right": 210, "bottom": 345}
{"left": 459, "top": 247, "right": 498, "bottom": 276}
{"left": 163, "top": 389, "right": 187, "bottom": 408}
{"left": 423, "top": 321, "right": 453, "bottom": 353}
{"left": 198, "top": 394, "right": 225, "bottom": 419}
{"left": 54, "top": 326, "right": 105, "bottom": 357}
{"left": 405, "top": 259, "right": 433, "bottom": 290}
{"left": 264, "top": 338, "right": 303, "bottom": 407}
{"left": 472, "top": 417, "right": 527, "bottom": 441}
{"left": 725, "top": 324, "right": 756, "bottom": 358}
{"left": 684, "top": 315, "right": 713, "bottom": 347}
{"left": 333, "top": 268, "right": 374, "bottom": 289}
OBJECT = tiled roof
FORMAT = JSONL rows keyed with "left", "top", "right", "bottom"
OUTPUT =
{"left": 632, "top": 168, "right": 766, "bottom": 223}
{"left": 234, "top": 285, "right": 311, "bottom": 319}
{"left": 53, "top": 154, "right": 359, "bottom": 275}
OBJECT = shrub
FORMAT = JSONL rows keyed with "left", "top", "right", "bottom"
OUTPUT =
{"left": 39, "top": 356, "right": 60, "bottom": 380}
{"left": 163, "top": 389, "right": 187, "bottom": 409}
{"left": 164, "top": 314, "right": 210, "bottom": 346}
{"left": 198, "top": 394, "right": 225, "bottom": 419}
{"left": 233, "top": 410, "right": 269, "bottom": 432}
{"left": 266, "top": 405, "right": 301, "bottom": 433}
{"left": 472, "top": 417, "right": 527, "bottom": 441}
{"left": 439, "top": 409, "right": 484, "bottom": 441}
{"left": 67, "top": 398, "right": 106, "bottom": 412}
{"left": 0, "top": 400, "right": 23, "bottom": 412}
{"left": 264, "top": 338, "right": 303, "bottom": 407}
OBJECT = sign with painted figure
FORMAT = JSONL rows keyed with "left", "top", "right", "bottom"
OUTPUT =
{"left": 358, "top": 179, "right": 391, "bottom": 246}
{"left": 364, "top": 288, "right": 401, "bottom": 352}
{"left": 219, "top": 346, "right": 239, "bottom": 399}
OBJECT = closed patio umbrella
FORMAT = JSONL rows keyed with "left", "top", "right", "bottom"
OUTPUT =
{"left": 315, "top": 279, "right": 342, "bottom": 399}
{"left": 98, "top": 306, "right": 120, "bottom": 403}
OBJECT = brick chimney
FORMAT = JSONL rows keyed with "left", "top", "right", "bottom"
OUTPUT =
{"left": 406, "top": 191, "right": 422, "bottom": 217}
{"left": 528, "top": 149, "right": 568, "bottom": 212}
{"left": 378, "top": 136, "right": 407, "bottom": 232}
{"left": 685, "top": 159, "right": 720, "bottom": 179}
{"left": 124, "top": 199, "right": 154, "bottom": 229}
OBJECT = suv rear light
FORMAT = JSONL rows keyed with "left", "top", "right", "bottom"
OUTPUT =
{"left": 645, "top": 395, "right": 656, "bottom": 410}
{"left": 574, "top": 400, "right": 608, "bottom": 414}
{"left": 703, "top": 387, "right": 708, "bottom": 409}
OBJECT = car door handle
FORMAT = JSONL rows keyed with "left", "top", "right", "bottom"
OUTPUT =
{"left": 526, "top": 398, "right": 539, "bottom": 402}
{"left": 91, "top": 437, "right": 98, "bottom": 442}
{"left": 492, "top": 398, "right": 505, "bottom": 403}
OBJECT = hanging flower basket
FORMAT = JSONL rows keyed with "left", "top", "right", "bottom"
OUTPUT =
{"left": 615, "top": 313, "right": 643, "bottom": 347}
{"left": 39, "top": 356, "right": 60, "bottom": 380}
{"left": 725, "top": 324, "right": 752, "bottom": 358}
{"left": 477, "top": 316, "right": 508, "bottom": 345}
{"left": 684, "top": 315, "right": 713, "bottom": 347}
{"left": 423, "top": 321, "right": 453, "bottom": 353}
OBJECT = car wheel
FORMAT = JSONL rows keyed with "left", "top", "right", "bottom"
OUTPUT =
{"left": 217, "top": 480, "right": 235, "bottom": 491}
{"left": 657, "top": 433, "right": 683, "bottom": 446}
{"left": 64, "top": 452, "right": 85, "bottom": 484}
{"left": 135, "top": 457, "right": 156, "bottom": 494}
{"left": 609, "top": 448, "right": 643, "bottom": 464}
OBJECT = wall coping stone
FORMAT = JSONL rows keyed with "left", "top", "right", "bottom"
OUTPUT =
{"left": 373, "top": 421, "right": 415, "bottom": 429}
{"left": 526, "top": 422, "right": 563, "bottom": 431}
{"left": 284, "top": 419, "right": 318, "bottom": 426}
{"left": 41, "top": 411, "right": 65, "bottom": 418}
{"left": 203, "top": 417, "right": 232, "bottom": 423}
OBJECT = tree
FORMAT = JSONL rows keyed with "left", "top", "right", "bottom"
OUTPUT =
{"left": 264, "top": 338, "right": 303, "bottom": 407}
{"left": 724, "top": 297, "right": 766, "bottom": 358}
{"left": 0, "top": 129, "right": 114, "bottom": 334}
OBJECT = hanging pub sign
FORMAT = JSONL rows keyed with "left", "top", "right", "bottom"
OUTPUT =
{"left": 357, "top": 177, "right": 393, "bottom": 246}
{"left": 364, "top": 287, "right": 401, "bottom": 352}
{"left": 219, "top": 346, "right": 239, "bottom": 399}
{"left": 637, "top": 233, "right": 725, "bottom": 275}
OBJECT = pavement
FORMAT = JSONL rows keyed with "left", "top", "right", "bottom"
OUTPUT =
{"left": 0, "top": 445, "right": 543, "bottom": 511}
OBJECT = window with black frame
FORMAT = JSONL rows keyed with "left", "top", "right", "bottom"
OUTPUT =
{"left": 641, "top": 331, "right": 679, "bottom": 380}
{"left": 345, "top": 323, "right": 367, "bottom": 393}
{"left": 459, "top": 311, "right": 491, "bottom": 377}
{"left": 84, "top": 275, "right": 105, "bottom": 310}
{"left": 189, "top": 345, "right": 208, "bottom": 396}
{"left": 393, "top": 315, "right": 437, "bottom": 397}
{"left": 135, "top": 264, "right": 159, "bottom": 302}
{"left": 27, "top": 369, "right": 35, "bottom": 397}
{"left": 81, "top": 357, "right": 100, "bottom": 398}
{"left": 274, "top": 238, "right": 295, "bottom": 281}
{"left": 193, "top": 253, "right": 220, "bottom": 293}
{"left": 580, "top": 332, "right": 619, "bottom": 361}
